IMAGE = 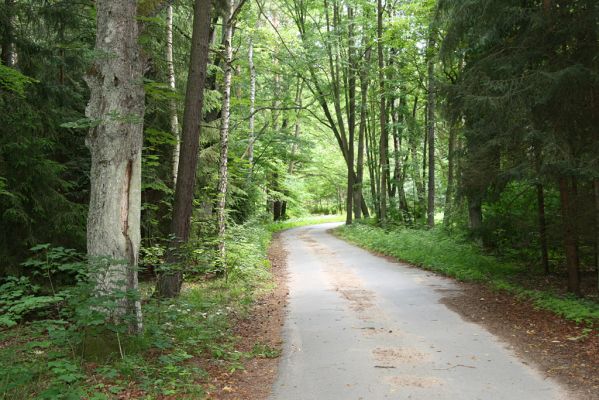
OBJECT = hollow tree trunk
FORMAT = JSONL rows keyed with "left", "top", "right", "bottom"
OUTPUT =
{"left": 166, "top": 4, "right": 181, "bottom": 186}
{"left": 559, "top": 176, "right": 580, "bottom": 295}
{"left": 85, "top": 0, "right": 144, "bottom": 332}
{"left": 156, "top": 0, "right": 212, "bottom": 298}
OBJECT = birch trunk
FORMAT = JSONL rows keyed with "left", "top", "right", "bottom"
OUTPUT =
{"left": 217, "top": 0, "right": 235, "bottom": 274}
{"left": 166, "top": 4, "right": 181, "bottom": 185}
{"left": 85, "top": 0, "right": 143, "bottom": 332}
{"left": 248, "top": 36, "right": 256, "bottom": 171}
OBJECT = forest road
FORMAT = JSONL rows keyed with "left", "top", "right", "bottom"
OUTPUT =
{"left": 270, "top": 223, "right": 572, "bottom": 400}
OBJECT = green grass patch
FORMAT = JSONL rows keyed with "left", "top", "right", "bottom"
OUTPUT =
{"left": 335, "top": 223, "right": 599, "bottom": 326}
{"left": 267, "top": 214, "right": 345, "bottom": 233}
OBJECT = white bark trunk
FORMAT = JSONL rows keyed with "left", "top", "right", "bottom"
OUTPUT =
{"left": 85, "top": 0, "right": 143, "bottom": 332}
{"left": 217, "top": 0, "right": 235, "bottom": 272}
{"left": 248, "top": 36, "right": 256, "bottom": 171}
{"left": 166, "top": 4, "right": 181, "bottom": 185}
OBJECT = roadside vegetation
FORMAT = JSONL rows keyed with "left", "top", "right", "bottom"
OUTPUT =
{"left": 336, "top": 222, "right": 599, "bottom": 326}
{"left": 0, "top": 216, "right": 331, "bottom": 399}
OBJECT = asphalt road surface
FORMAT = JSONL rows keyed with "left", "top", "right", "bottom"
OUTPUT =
{"left": 270, "top": 223, "right": 571, "bottom": 400}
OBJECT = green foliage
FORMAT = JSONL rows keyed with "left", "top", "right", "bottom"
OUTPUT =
{"left": 336, "top": 223, "right": 599, "bottom": 325}
{"left": 0, "top": 64, "right": 37, "bottom": 95}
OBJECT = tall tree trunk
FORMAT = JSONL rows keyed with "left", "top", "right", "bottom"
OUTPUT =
{"left": 377, "top": 0, "right": 387, "bottom": 224}
{"left": 248, "top": 36, "right": 256, "bottom": 172}
{"left": 594, "top": 178, "right": 599, "bottom": 292}
{"left": 537, "top": 182, "right": 550, "bottom": 274}
{"left": 85, "top": 0, "right": 143, "bottom": 332}
{"left": 156, "top": 0, "right": 212, "bottom": 298}
{"left": 468, "top": 196, "right": 483, "bottom": 233}
{"left": 166, "top": 4, "right": 181, "bottom": 186}
{"left": 1, "top": 0, "right": 15, "bottom": 67}
{"left": 426, "top": 32, "right": 436, "bottom": 228}
{"left": 443, "top": 122, "right": 456, "bottom": 227}
{"left": 345, "top": 5, "right": 356, "bottom": 225}
{"left": 217, "top": 0, "right": 235, "bottom": 276}
{"left": 559, "top": 176, "right": 580, "bottom": 295}
{"left": 355, "top": 48, "right": 371, "bottom": 220}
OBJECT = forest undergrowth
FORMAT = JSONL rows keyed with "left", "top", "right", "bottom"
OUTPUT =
{"left": 0, "top": 215, "right": 338, "bottom": 399}
{"left": 335, "top": 222, "right": 599, "bottom": 327}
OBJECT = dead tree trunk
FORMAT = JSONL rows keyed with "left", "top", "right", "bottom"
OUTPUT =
{"left": 156, "top": 0, "right": 213, "bottom": 298}
{"left": 85, "top": 0, "right": 144, "bottom": 332}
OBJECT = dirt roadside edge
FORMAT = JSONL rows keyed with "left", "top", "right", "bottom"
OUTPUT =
{"left": 204, "top": 232, "right": 289, "bottom": 400}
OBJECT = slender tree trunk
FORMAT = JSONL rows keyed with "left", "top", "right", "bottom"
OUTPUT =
{"left": 559, "top": 176, "right": 580, "bottom": 295}
{"left": 1, "top": 0, "right": 15, "bottom": 67}
{"left": 377, "top": 0, "right": 387, "bottom": 224}
{"left": 426, "top": 34, "right": 436, "bottom": 228}
{"left": 166, "top": 4, "right": 181, "bottom": 186}
{"left": 595, "top": 178, "right": 599, "bottom": 292}
{"left": 217, "top": 0, "right": 235, "bottom": 277}
{"left": 85, "top": 0, "right": 144, "bottom": 332}
{"left": 345, "top": 6, "right": 356, "bottom": 225}
{"left": 443, "top": 123, "right": 456, "bottom": 227}
{"left": 248, "top": 36, "right": 256, "bottom": 171}
{"left": 156, "top": 0, "right": 212, "bottom": 298}
{"left": 536, "top": 182, "right": 550, "bottom": 274}
{"left": 355, "top": 49, "right": 371, "bottom": 220}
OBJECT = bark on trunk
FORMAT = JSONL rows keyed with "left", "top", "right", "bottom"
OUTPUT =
{"left": 248, "top": 36, "right": 256, "bottom": 172}
{"left": 1, "top": 0, "right": 15, "bottom": 67}
{"left": 345, "top": 6, "right": 356, "bottom": 225}
{"left": 443, "top": 122, "right": 456, "bottom": 227}
{"left": 559, "top": 176, "right": 580, "bottom": 295}
{"left": 166, "top": 4, "right": 181, "bottom": 186}
{"left": 537, "top": 183, "right": 550, "bottom": 274}
{"left": 85, "top": 0, "right": 144, "bottom": 332}
{"left": 355, "top": 48, "right": 371, "bottom": 220}
{"left": 156, "top": 0, "right": 212, "bottom": 298}
{"left": 595, "top": 178, "right": 599, "bottom": 292}
{"left": 217, "top": 0, "right": 235, "bottom": 276}
{"left": 377, "top": 0, "right": 387, "bottom": 224}
{"left": 426, "top": 32, "right": 436, "bottom": 228}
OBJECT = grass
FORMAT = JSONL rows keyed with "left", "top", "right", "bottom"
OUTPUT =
{"left": 267, "top": 214, "right": 345, "bottom": 233}
{"left": 335, "top": 223, "right": 599, "bottom": 326}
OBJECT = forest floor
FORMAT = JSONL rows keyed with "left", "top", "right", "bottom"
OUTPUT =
{"left": 441, "top": 282, "right": 599, "bottom": 399}
{"left": 203, "top": 232, "right": 289, "bottom": 400}
{"left": 217, "top": 223, "right": 597, "bottom": 400}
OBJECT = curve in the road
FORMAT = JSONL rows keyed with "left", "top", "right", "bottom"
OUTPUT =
{"left": 270, "top": 223, "right": 571, "bottom": 400}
